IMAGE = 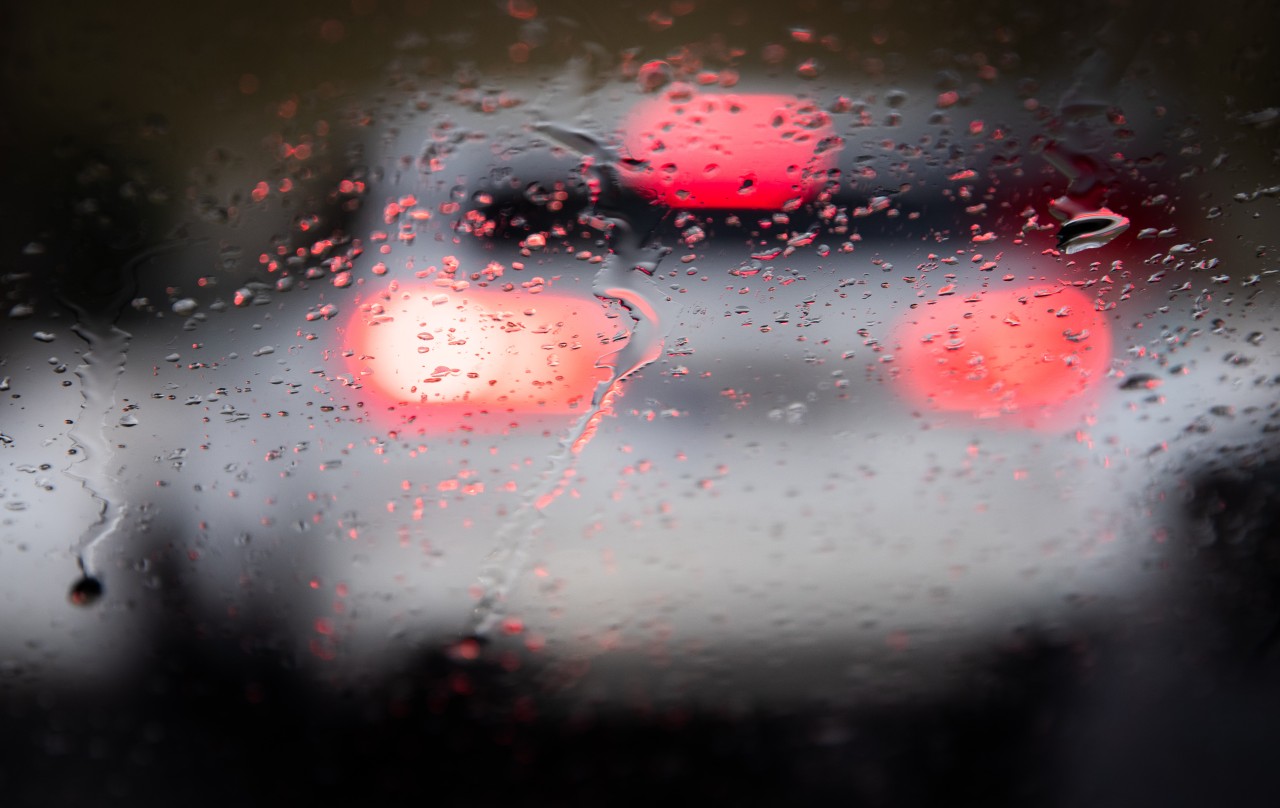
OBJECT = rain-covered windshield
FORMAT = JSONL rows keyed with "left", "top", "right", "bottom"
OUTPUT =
{"left": 3, "top": 1, "right": 1280, "bottom": 804}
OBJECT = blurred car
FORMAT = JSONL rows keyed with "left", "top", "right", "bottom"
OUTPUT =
{"left": 3, "top": 1, "right": 1280, "bottom": 805}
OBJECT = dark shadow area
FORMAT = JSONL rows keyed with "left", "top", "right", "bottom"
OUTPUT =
{"left": 0, "top": 591, "right": 1094, "bottom": 807}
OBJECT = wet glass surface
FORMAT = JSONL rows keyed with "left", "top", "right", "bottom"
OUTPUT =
{"left": 3, "top": 1, "right": 1280, "bottom": 804}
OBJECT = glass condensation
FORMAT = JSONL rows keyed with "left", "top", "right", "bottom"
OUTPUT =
{"left": 2, "top": 2, "right": 1278, "bottom": 804}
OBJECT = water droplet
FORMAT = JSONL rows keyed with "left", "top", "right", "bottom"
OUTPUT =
{"left": 1056, "top": 209, "right": 1130, "bottom": 254}
{"left": 637, "top": 60, "right": 672, "bottom": 92}
{"left": 1120, "top": 373, "right": 1162, "bottom": 391}
{"left": 68, "top": 576, "right": 104, "bottom": 607}
{"left": 796, "top": 58, "right": 823, "bottom": 79}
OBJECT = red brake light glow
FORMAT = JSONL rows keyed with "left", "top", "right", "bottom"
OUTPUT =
{"left": 893, "top": 286, "right": 1112, "bottom": 422}
{"left": 344, "top": 286, "right": 616, "bottom": 418}
{"left": 618, "top": 92, "right": 840, "bottom": 209}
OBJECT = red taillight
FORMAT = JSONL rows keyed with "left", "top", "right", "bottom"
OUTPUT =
{"left": 893, "top": 286, "right": 1112, "bottom": 422}
{"left": 618, "top": 92, "right": 840, "bottom": 209}
{"left": 344, "top": 286, "right": 615, "bottom": 417}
